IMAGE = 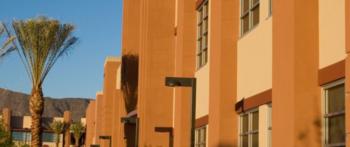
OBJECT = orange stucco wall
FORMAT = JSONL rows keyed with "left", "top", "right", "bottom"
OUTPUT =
{"left": 85, "top": 100, "right": 96, "bottom": 146}
{"left": 207, "top": 0, "right": 238, "bottom": 146}
{"left": 112, "top": 89, "right": 125, "bottom": 147}
{"left": 63, "top": 111, "right": 72, "bottom": 147}
{"left": 101, "top": 57, "right": 120, "bottom": 146}
{"left": 172, "top": 0, "right": 196, "bottom": 146}
{"left": 94, "top": 92, "right": 104, "bottom": 145}
{"left": 272, "top": 0, "right": 321, "bottom": 147}
{"left": 136, "top": 0, "right": 175, "bottom": 146}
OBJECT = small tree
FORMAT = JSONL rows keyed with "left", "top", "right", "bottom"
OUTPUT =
{"left": 70, "top": 122, "right": 85, "bottom": 147}
{"left": 49, "top": 120, "right": 65, "bottom": 147}
{"left": 0, "top": 119, "right": 14, "bottom": 146}
{"left": 11, "top": 16, "right": 78, "bottom": 147}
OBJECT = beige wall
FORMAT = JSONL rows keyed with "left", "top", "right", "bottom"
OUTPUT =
{"left": 237, "top": 4, "right": 272, "bottom": 101}
{"left": 195, "top": 65, "right": 210, "bottom": 119}
{"left": 23, "top": 116, "right": 31, "bottom": 129}
{"left": 319, "top": 0, "right": 346, "bottom": 68}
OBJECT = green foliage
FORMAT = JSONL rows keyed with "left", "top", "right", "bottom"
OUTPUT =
{"left": 49, "top": 120, "right": 65, "bottom": 147}
{"left": 50, "top": 120, "right": 65, "bottom": 134}
{"left": 0, "top": 119, "right": 14, "bottom": 147}
{"left": 12, "top": 16, "right": 78, "bottom": 88}
{"left": 70, "top": 121, "right": 85, "bottom": 146}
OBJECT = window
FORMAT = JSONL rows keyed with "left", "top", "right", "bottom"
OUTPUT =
{"left": 324, "top": 82, "right": 345, "bottom": 147}
{"left": 195, "top": 126, "right": 207, "bottom": 147}
{"left": 12, "top": 131, "right": 31, "bottom": 142}
{"left": 12, "top": 131, "right": 55, "bottom": 143}
{"left": 42, "top": 132, "right": 55, "bottom": 142}
{"left": 197, "top": 0, "right": 209, "bottom": 69}
{"left": 240, "top": 110, "right": 259, "bottom": 147}
{"left": 240, "top": 0, "right": 260, "bottom": 35}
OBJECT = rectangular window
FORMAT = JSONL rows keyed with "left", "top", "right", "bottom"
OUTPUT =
{"left": 240, "top": 110, "right": 259, "bottom": 147}
{"left": 324, "top": 82, "right": 345, "bottom": 147}
{"left": 195, "top": 126, "right": 207, "bottom": 147}
{"left": 197, "top": 0, "right": 209, "bottom": 69}
{"left": 240, "top": 0, "right": 260, "bottom": 35}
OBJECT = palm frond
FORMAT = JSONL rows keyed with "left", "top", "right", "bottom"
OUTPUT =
{"left": 49, "top": 120, "right": 65, "bottom": 134}
{"left": 70, "top": 121, "right": 85, "bottom": 141}
{"left": 0, "top": 22, "right": 16, "bottom": 58}
{"left": 12, "top": 16, "right": 78, "bottom": 87}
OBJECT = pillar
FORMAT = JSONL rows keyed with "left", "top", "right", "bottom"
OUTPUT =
{"left": 272, "top": 0, "right": 320, "bottom": 146}
{"left": 64, "top": 111, "right": 72, "bottom": 147}
{"left": 173, "top": 0, "right": 196, "bottom": 146}
{"left": 207, "top": 0, "right": 239, "bottom": 146}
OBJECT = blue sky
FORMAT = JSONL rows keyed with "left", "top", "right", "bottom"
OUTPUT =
{"left": 0, "top": 0, "right": 122, "bottom": 99}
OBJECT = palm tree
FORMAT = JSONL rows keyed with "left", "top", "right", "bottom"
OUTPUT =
{"left": 49, "top": 120, "right": 65, "bottom": 147}
{"left": 70, "top": 121, "right": 85, "bottom": 147}
{"left": 11, "top": 16, "right": 78, "bottom": 147}
{"left": 0, "top": 22, "right": 15, "bottom": 58}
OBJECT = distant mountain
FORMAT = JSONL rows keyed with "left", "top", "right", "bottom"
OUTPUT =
{"left": 0, "top": 88, "right": 90, "bottom": 121}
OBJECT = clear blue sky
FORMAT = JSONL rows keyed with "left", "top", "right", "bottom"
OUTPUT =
{"left": 0, "top": 0, "right": 122, "bottom": 99}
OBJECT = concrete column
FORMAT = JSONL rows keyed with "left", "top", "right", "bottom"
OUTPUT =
{"left": 207, "top": 0, "right": 239, "bottom": 146}
{"left": 85, "top": 100, "right": 96, "bottom": 147}
{"left": 101, "top": 57, "right": 120, "bottom": 147}
{"left": 2, "top": 108, "right": 11, "bottom": 131}
{"left": 63, "top": 111, "right": 72, "bottom": 147}
{"left": 173, "top": 0, "right": 196, "bottom": 146}
{"left": 137, "top": 0, "right": 175, "bottom": 146}
{"left": 345, "top": 0, "right": 350, "bottom": 146}
{"left": 112, "top": 90, "right": 126, "bottom": 147}
{"left": 272, "top": 0, "right": 320, "bottom": 146}
{"left": 95, "top": 92, "right": 104, "bottom": 145}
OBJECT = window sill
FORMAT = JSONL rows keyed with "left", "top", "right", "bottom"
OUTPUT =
{"left": 239, "top": 23, "right": 260, "bottom": 40}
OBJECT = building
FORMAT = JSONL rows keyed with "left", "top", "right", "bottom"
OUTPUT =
{"left": 85, "top": 0, "right": 350, "bottom": 147}
{"left": 0, "top": 108, "right": 86, "bottom": 147}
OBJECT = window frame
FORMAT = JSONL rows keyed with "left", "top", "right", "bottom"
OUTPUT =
{"left": 240, "top": 0, "right": 260, "bottom": 36}
{"left": 196, "top": 0, "right": 209, "bottom": 69}
{"left": 195, "top": 125, "right": 207, "bottom": 147}
{"left": 267, "top": 104, "right": 272, "bottom": 147}
{"left": 322, "top": 79, "right": 345, "bottom": 147}
{"left": 240, "top": 109, "right": 259, "bottom": 147}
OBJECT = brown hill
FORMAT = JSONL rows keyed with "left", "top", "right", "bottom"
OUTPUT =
{"left": 0, "top": 88, "right": 90, "bottom": 121}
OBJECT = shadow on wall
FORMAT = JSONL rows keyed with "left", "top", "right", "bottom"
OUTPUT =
{"left": 121, "top": 53, "right": 139, "bottom": 113}
{"left": 124, "top": 123, "right": 136, "bottom": 147}
{"left": 296, "top": 95, "right": 322, "bottom": 147}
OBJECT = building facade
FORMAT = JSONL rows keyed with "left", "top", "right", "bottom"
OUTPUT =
{"left": 0, "top": 108, "right": 85, "bottom": 147}
{"left": 85, "top": 0, "right": 350, "bottom": 146}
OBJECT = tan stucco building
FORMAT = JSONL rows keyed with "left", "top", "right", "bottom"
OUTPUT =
{"left": 0, "top": 108, "right": 85, "bottom": 147}
{"left": 85, "top": 0, "right": 350, "bottom": 146}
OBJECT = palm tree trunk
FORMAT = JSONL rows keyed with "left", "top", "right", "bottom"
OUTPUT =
{"left": 75, "top": 138, "right": 79, "bottom": 147}
{"left": 30, "top": 87, "right": 44, "bottom": 147}
{"left": 55, "top": 134, "right": 60, "bottom": 147}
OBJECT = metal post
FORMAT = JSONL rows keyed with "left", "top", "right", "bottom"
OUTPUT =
{"left": 135, "top": 118, "right": 139, "bottom": 147}
{"left": 190, "top": 79, "right": 196, "bottom": 147}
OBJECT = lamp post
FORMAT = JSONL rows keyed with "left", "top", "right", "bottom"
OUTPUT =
{"left": 165, "top": 77, "right": 196, "bottom": 147}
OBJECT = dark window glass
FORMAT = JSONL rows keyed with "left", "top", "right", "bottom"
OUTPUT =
{"left": 325, "top": 83, "right": 345, "bottom": 146}
{"left": 328, "top": 84, "right": 345, "bottom": 113}
{"left": 252, "top": 133, "right": 259, "bottom": 147}
{"left": 252, "top": 6, "right": 260, "bottom": 27}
